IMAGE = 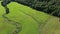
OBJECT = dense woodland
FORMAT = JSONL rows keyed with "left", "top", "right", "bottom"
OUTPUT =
{"left": 1, "top": 0, "right": 60, "bottom": 17}
{"left": 20, "top": 0, "right": 60, "bottom": 17}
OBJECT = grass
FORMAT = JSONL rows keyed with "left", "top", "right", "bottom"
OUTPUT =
{"left": 0, "top": 1, "right": 60, "bottom": 34}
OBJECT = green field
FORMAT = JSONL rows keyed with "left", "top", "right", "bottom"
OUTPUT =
{"left": 0, "top": 1, "right": 60, "bottom": 34}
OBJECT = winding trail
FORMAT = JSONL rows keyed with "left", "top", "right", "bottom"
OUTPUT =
{"left": 2, "top": 13, "right": 22, "bottom": 34}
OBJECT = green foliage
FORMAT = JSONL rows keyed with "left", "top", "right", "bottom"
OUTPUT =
{"left": 20, "top": 0, "right": 60, "bottom": 17}
{"left": 1, "top": 0, "right": 60, "bottom": 17}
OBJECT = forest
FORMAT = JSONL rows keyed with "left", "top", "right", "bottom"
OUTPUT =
{"left": 16, "top": 0, "right": 60, "bottom": 17}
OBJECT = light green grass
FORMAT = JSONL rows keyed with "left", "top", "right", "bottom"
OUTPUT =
{"left": 0, "top": 2, "right": 16, "bottom": 34}
{"left": 0, "top": 2, "right": 60, "bottom": 34}
{"left": 7, "top": 2, "right": 49, "bottom": 34}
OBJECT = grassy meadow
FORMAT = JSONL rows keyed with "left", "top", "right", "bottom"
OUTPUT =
{"left": 0, "top": 1, "right": 60, "bottom": 34}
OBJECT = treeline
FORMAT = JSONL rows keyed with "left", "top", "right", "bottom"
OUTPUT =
{"left": 19, "top": 0, "right": 60, "bottom": 17}
{"left": 1, "top": 0, "right": 60, "bottom": 17}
